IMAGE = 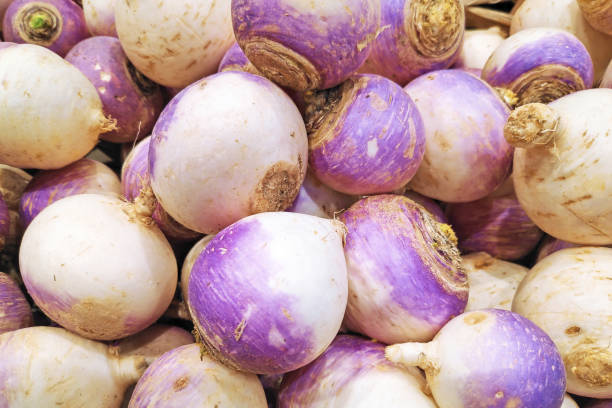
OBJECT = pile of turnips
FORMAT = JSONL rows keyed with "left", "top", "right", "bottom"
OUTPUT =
{"left": 1, "top": 0, "right": 612, "bottom": 407}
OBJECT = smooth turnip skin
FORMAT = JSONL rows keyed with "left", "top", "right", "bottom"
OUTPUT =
{"left": 110, "top": 324, "right": 194, "bottom": 361}
{"left": 577, "top": 0, "right": 612, "bottom": 35}
{"left": 340, "top": 195, "right": 467, "bottom": 344}
{"left": 386, "top": 309, "right": 566, "bottom": 408}
{"left": 19, "top": 194, "right": 178, "bottom": 340}
{"left": 453, "top": 26, "right": 505, "bottom": 71}
{"left": 535, "top": 235, "right": 581, "bottom": 262}
{"left": 0, "top": 44, "right": 113, "bottom": 170}
{"left": 218, "top": 41, "right": 260, "bottom": 74}
{"left": 0, "top": 165, "right": 32, "bottom": 211}
{"left": 0, "top": 194, "right": 8, "bottom": 250}
{"left": 19, "top": 158, "right": 121, "bottom": 228}
{"left": 0, "top": 326, "right": 148, "bottom": 408}
{"left": 188, "top": 212, "right": 348, "bottom": 374}
{"left": 305, "top": 74, "right": 425, "bottom": 195}
{"left": 510, "top": 0, "right": 612, "bottom": 83}
{"left": 232, "top": 0, "right": 380, "bottom": 91}
{"left": 128, "top": 344, "right": 268, "bottom": 408}
{"left": 286, "top": 172, "right": 356, "bottom": 219}
{"left": 66, "top": 36, "right": 164, "bottom": 143}
{"left": 3, "top": 0, "right": 89, "bottom": 57}
{"left": 0, "top": 272, "right": 33, "bottom": 334}
{"left": 359, "top": 0, "right": 464, "bottom": 86}
{"left": 505, "top": 90, "right": 612, "bottom": 244}
{"left": 461, "top": 252, "right": 528, "bottom": 311}
{"left": 149, "top": 71, "right": 308, "bottom": 234}
{"left": 115, "top": 0, "right": 234, "bottom": 88}
{"left": 584, "top": 399, "right": 612, "bottom": 408}
{"left": 562, "top": 394, "right": 579, "bottom": 408}
{"left": 278, "top": 335, "right": 437, "bottom": 408}
{"left": 512, "top": 247, "right": 612, "bottom": 398}
{"left": 0, "top": 41, "right": 16, "bottom": 49}
{"left": 121, "top": 136, "right": 201, "bottom": 243}
{"left": 179, "top": 234, "right": 214, "bottom": 305}
{"left": 482, "top": 28, "right": 594, "bottom": 106}
{"left": 602, "top": 59, "right": 612, "bottom": 88}
{"left": 406, "top": 70, "right": 512, "bottom": 202}
{"left": 404, "top": 190, "right": 447, "bottom": 223}
{"left": 83, "top": 0, "right": 116, "bottom": 36}
{"left": 446, "top": 192, "right": 543, "bottom": 260}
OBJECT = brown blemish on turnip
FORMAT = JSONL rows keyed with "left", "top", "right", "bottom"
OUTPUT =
{"left": 463, "top": 312, "right": 487, "bottom": 325}
{"left": 249, "top": 161, "right": 301, "bottom": 214}
{"left": 173, "top": 376, "right": 189, "bottom": 391}
{"left": 565, "top": 340, "right": 612, "bottom": 386}
{"left": 565, "top": 326, "right": 581, "bottom": 335}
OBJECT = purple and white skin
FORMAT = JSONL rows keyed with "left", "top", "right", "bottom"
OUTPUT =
{"left": 19, "top": 158, "right": 121, "bottom": 228}
{"left": 461, "top": 252, "right": 528, "bottom": 312}
{"left": 278, "top": 335, "right": 437, "bottom": 408}
{"left": 0, "top": 272, "right": 33, "bottom": 335}
{"left": 83, "top": 0, "right": 117, "bottom": 36}
{"left": 188, "top": 212, "right": 348, "bottom": 374}
{"left": 0, "top": 326, "right": 148, "bottom": 408}
{"left": 286, "top": 171, "right": 357, "bottom": 219}
{"left": 149, "top": 71, "right": 308, "bottom": 234}
{"left": 2, "top": 0, "right": 89, "bottom": 57}
{"left": 358, "top": 0, "right": 464, "bottom": 86}
{"left": 305, "top": 74, "right": 425, "bottom": 195}
{"left": 179, "top": 234, "right": 215, "bottom": 306}
{"left": 453, "top": 26, "right": 505, "bottom": 71}
{"left": 535, "top": 235, "right": 581, "bottom": 262}
{"left": 340, "top": 195, "right": 467, "bottom": 344}
{"left": 404, "top": 190, "right": 447, "bottom": 223}
{"left": 445, "top": 192, "right": 543, "bottom": 260}
{"left": 583, "top": 399, "right": 612, "bottom": 408}
{"left": 127, "top": 344, "right": 268, "bottom": 408}
{"left": 601, "top": 59, "right": 612, "bottom": 88}
{"left": 218, "top": 41, "right": 260, "bottom": 75}
{"left": 232, "top": 0, "right": 380, "bottom": 91}
{"left": 405, "top": 69, "right": 512, "bottom": 203}
{"left": 121, "top": 136, "right": 201, "bottom": 243}
{"left": 505, "top": 89, "right": 612, "bottom": 244}
{"left": 0, "top": 194, "right": 8, "bottom": 250}
{"left": 482, "top": 28, "right": 594, "bottom": 106}
{"left": 386, "top": 309, "right": 567, "bottom": 408}
{"left": 577, "top": 0, "right": 612, "bottom": 35}
{"left": 512, "top": 247, "right": 612, "bottom": 398}
{"left": 66, "top": 37, "right": 164, "bottom": 143}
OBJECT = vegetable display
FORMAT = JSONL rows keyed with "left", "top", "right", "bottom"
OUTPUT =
{"left": 453, "top": 26, "right": 505, "bottom": 71}
{"left": 0, "top": 272, "right": 33, "bottom": 334}
{"left": 82, "top": 0, "right": 116, "bottom": 36}
{"left": 286, "top": 171, "right": 356, "bottom": 219}
{"left": 577, "top": 0, "right": 612, "bottom": 35}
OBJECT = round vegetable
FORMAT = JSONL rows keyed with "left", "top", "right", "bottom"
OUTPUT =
{"left": 512, "top": 247, "right": 612, "bottom": 398}
{"left": 461, "top": 252, "right": 528, "bottom": 311}
{"left": 3, "top": 0, "right": 89, "bottom": 57}
{"left": 0, "top": 165, "right": 32, "bottom": 211}
{"left": 149, "top": 71, "right": 308, "bottom": 234}
{"left": 0, "top": 272, "right": 33, "bottom": 334}
{"left": 65, "top": 36, "right": 164, "bottom": 143}
{"left": 188, "top": 211, "right": 348, "bottom": 374}
{"left": 232, "top": 0, "right": 380, "bottom": 91}
{"left": 505, "top": 89, "right": 612, "bottom": 244}
{"left": 218, "top": 41, "right": 260, "bottom": 75}
{"left": 19, "top": 158, "right": 121, "bottom": 228}
{"left": 404, "top": 190, "right": 447, "bottom": 223}
{"left": 602, "top": 59, "right": 612, "bottom": 88}
{"left": 0, "top": 44, "right": 114, "bottom": 169}
{"left": 304, "top": 73, "right": 425, "bottom": 195}
{"left": 278, "top": 335, "right": 437, "bottom": 407}
{"left": 535, "top": 235, "right": 581, "bottom": 262}
{"left": 405, "top": 69, "right": 512, "bottom": 202}
{"left": 0, "top": 326, "right": 148, "bottom": 407}
{"left": 340, "top": 195, "right": 467, "bottom": 344}
{"left": 83, "top": 0, "right": 116, "bottom": 36}
{"left": 453, "top": 26, "right": 505, "bottom": 71}
{"left": 115, "top": 0, "right": 234, "bottom": 88}
{"left": 286, "top": 171, "right": 356, "bottom": 219}
{"left": 386, "top": 309, "right": 566, "bottom": 408}
{"left": 127, "top": 344, "right": 268, "bottom": 408}
{"left": 179, "top": 234, "right": 215, "bottom": 306}
{"left": 481, "top": 28, "right": 594, "bottom": 106}
{"left": 359, "top": 0, "right": 465, "bottom": 86}
{"left": 110, "top": 324, "right": 194, "bottom": 361}
{"left": 577, "top": 0, "right": 612, "bottom": 35}
{"left": 19, "top": 193, "right": 178, "bottom": 340}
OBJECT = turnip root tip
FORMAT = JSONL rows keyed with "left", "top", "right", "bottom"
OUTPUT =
{"left": 504, "top": 103, "right": 560, "bottom": 148}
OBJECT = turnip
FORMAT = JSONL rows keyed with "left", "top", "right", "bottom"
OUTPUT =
{"left": 188, "top": 211, "right": 348, "bottom": 374}
{"left": 461, "top": 252, "right": 528, "bottom": 311}
{"left": 602, "top": 59, "right": 612, "bottom": 88}
{"left": 405, "top": 69, "right": 512, "bottom": 202}
{"left": 19, "top": 158, "right": 121, "bottom": 227}
{"left": 504, "top": 89, "right": 612, "bottom": 244}
{"left": 3, "top": 0, "right": 89, "bottom": 56}
{"left": 512, "top": 247, "right": 612, "bottom": 398}
{"left": 149, "top": 71, "right": 308, "bottom": 234}
{"left": 0, "top": 165, "right": 32, "bottom": 211}
{"left": 127, "top": 343, "right": 268, "bottom": 408}
{"left": 358, "top": 0, "right": 465, "bottom": 86}
{"left": 0, "top": 272, "right": 33, "bottom": 334}
{"left": 304, "top": 74, "right": 425, "bottom": 195}
{"left": 340, "top": 194, "right": 467, "bottom": 344}
{"left": 218, "top": 41, "right": 260, "bottom": 75}
{"left": 562, "top": 395, "right": 579, "bottom": 408}
{"left": 0, "top": 194, "right": 8, "bottom": 251}
{"left": 0, "top": 326, "right": 149, "bottom": 407}
{"left": 453, "top": 26, "right": 506, "bottom": 71}
{"left": 482, "top": 28, "right": 594, "bottom": 106}
{"left": 535, "top": 235, "right": 581, "bottom": 262}
{"left": 66, "top": 36, "right": 164, "bottom": 143}
{"left": 114, "top": 0, "right": 234, "bottom": 88}
{"left": 404, "top": 190, "right": 447, "bottom": 223}
{"left": 19, "top": 193, "right": 177, "bottom": 340}
{"left": 232, "top": 0, "right": 380, "bottom": 91}
{"left": 179, "top": 234, "right": 215, "bottom": 307}
{"left": 278, "top": 335, "right": 437, "bottom": 408}
{"left": 0, "top": 44, "right": 114, "bottom": 170}
{"left": 83, "top": 0, "right": 116, "bottom": 36}
{"left": 386, "top": 309, "right": 567, "bottom": 408}
{"left": 510, "top": 0, "right": 612, "bottom": 83}
{"left": 286, "top": 172, "right": 356, "bottom": 219}
{"left": 445, "top": 190, "right": 543, "bottom": 260}
{"left": 577, "top": 0, "right": 612, "bottom": 35}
